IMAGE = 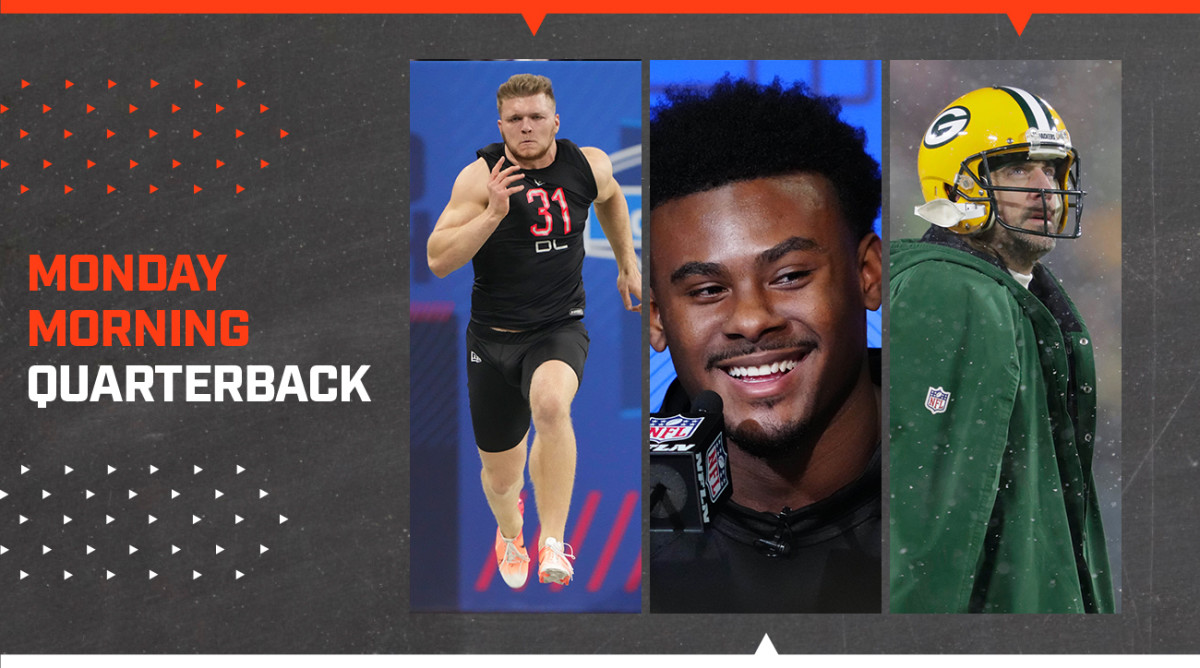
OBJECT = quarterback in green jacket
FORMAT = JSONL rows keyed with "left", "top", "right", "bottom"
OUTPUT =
{"left": 889, "top": 86, "right": 1115, "bottom": 613}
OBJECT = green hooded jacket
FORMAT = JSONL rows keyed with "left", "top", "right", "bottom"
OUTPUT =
{"left": 889, "top": 232, "right": 1115, "bottom": 613}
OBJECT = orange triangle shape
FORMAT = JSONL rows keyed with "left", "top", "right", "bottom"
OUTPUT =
{"left": 1008, "top": 12, "right": 1032, "bottom": 35}
{"left": 171, "top": 104, "right": 181, "bottom": 113}
{"left": 20, "top": 129, "right": 29, "bottom": 138}
{"left": 64, "top": 185, "right": 73, "bottom": 194}
{"left": 63, "top": 129, "right": 73, "bottom": 138}
{"left": 20, "top": 185, "right": 29, "bottom": 194}
{"left": 108, "top": 79, "right": 117, "bottom": 89}
{"left": 235, "top": 129, "right": 244, "bottom": 138}
{"left": 237, "top": 79, "right": 246, "bottom": 89}
{"left": 148, "top": 129, "right": 158, "bottom": 138}
{"left": 130, "top": 159, "right": 138, "bottom": 169}
{"left": 193, "top": 129, "right": 202, "bottom": 138}
{"left": 522, "top": 12, "right": 545, "bottom": 35}
{"left": 0, "top": 105, "right": 7, "bottom": 113}
{"left": 280, "top": 129, "right": 289, "bottom": 138}
{"left": 194, "top": 79, "right": 204, "bottom": 89}
{"left": 194, "top": 184, "right": 203, "bottom": 194}
{"left": 43, "top": 159, "right": 52, "bottom": 169}
{"left": 235, "top": 184, "right": 245, "bottom": 194}
{"left": 0, "top": 160, "right": 7, "bottom": 169}
{"left": 260, "top": 104, "right": 269, "bottom": 113}
{"left": 149, "top": 185, "right": 158, "bottom": 193}
{"left": 107, "top": 129, "right": 115, "bottom": 138}
{"left": 172, "top": 159, "right": 181, "bottom": 168}
{"left": 260, "top": 159, "right": 269, "bottom": 169}
{"left": 21, "top": 80, "right": 31, "bottom": 88}
{"left": 87, "top": 160, "right": 96, "bottom": 169}
{"left": 129, "top": 104, "right": 138, "bottom": 113}
{"left": 107, "top": 185, "right": 116, "bottom": 194}
{"left": 43, "top": 104, "right": 52, "bottom": 113}
{"left": 216, "top": 159, "right": 225, "bottom": 169}
{"left": 150, "top": 79, "right": 159, "bottom": 88}
{"left": 65, "top": 79, "right": 74, "bottom": 89}
{"left": 216, "top": 104, "right": 224, "bottom": 114}
{"left": 86, "top": 104, "right": 95, "bottom": 114}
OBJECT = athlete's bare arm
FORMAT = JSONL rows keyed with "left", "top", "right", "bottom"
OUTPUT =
{"left": 583, "top": 146, "right": 642, "bottom": 312}
{"left": 427, "top": 157, "right": 525, "bottom": 278}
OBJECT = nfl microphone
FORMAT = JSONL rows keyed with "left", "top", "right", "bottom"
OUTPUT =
{"left": 648, "top": 390, "right": 732, "bottom": 532}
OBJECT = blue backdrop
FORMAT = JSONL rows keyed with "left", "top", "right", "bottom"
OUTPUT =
{"left": 409, "top": 61, "right": 642, "bottom": 612}
{"left": 648, "top": 60, "right": 883, "bottom": 410}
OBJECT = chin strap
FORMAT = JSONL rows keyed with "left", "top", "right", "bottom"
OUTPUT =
{"left": 915, "top": 199, "right": 985, "bottom": 228}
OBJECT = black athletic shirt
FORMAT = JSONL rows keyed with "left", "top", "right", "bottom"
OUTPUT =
{"left": 471, "top": 139, "right": 599, "bottom": 330}
{"left": 649, "top": 351, "right": 883, "bottom": 613}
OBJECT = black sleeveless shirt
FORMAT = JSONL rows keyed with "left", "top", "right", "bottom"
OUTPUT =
{"left": 472, "top": 139, "right": 598, "bottom": 330}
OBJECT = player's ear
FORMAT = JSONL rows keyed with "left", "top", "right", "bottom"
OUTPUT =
{"left": 858, "top": 232, "right": 883, "bottom": 311}
{"left": 648, "top": 288, "right": 668, "bottom": 353}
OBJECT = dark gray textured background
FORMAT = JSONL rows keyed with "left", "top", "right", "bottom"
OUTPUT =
{"left": 0, "top": 13, "right": 1197, "bottom": 654}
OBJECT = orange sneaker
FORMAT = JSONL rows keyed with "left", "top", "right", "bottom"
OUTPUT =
{"left": 494, "top": 500, "right": 529, "bottom": 589}
{"left": 537, "top": 537, "right": 575, "bottom": 586}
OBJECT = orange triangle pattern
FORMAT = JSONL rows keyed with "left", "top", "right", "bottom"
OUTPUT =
{"left": 0, "top": 105, "right": 7, "bottom": 113}
{"left": 63, "top": 129, "right": 73, "bottom": 138}
{"left": 130, "top": 160, "right": 138, "bottom": 169}
{"left": 260, "top": 104, "right": 269, "bottom": 113}
{"left": 237, "top": 79, "right": 246, "bottom": 89}
{"left": 64, "top": 185, "right": 73, "bottom": 194}
{"left": 65, "top": 79, "right": 74, "bottom": 89}
{"left": 86, "top": 104, "right": 95, "bottom": 114}
{"left": 20, "top": 129, "right": 29, "bottom": 138}
{"left": 260, "top": 159, "right": 269, "bottom": 169}
{"left": 148, "top": 129, "right": 158, "bottom": 138}
{"left": 149, "top": 185, "right": 158, "bottom": 194}
{"left": 235, "top": 129, "right": 244, "bottom": 138}
{"left": 172, "top": 159, "right": 181, "bottom": 168}
{"left": 193, "top": 184, "right": 203, "bottom": 194}
{"left": 193, "top": 129, "right": 202, "bottom": 138}
{"left": 129, "top": 104, "right": 138, "bottom": 114}
{"left": 0, "top": 160, "right": 8, "bottom": 169}
{"left": 194, "top": 79, "right": 204, "bottom": 89}
{"left": 20, "top": 185, "right": 29, "bottom": 194}
{"left": 87, "top": 160, "right": 96, "bottom": 169}
{"left": 150, "top": 79, "right": 160, "bottom": 88}
{"left": 107, "top": 185, "right": 116, "bottom": 194}
{"left": 43, "top": 104, "right": 52, "bottom": 113}
{"left": 108, "top": 79, "right": 117, "bottom": 89}
{"left": 21, "top": 80, "right": 31, "bottom": 89}
{"left": 235, "top": 184, "right": 245, "bottom": 194}
{"left": 216, "top": 159, "right": 225, "bottom": 169}
{"left": 106, "top": 129, "right": 115, "bottom": 138}
{"left": 172, "top": 104, "right": 181, "bottom": 113}
{"left": 216, "top": 104, "right": 224, "bottom": 114}
{"left": 280, "top": 129, "right": 289, "bottom": 138}
{"left": 43, "top": 159, "right": 52, "bottom": 169}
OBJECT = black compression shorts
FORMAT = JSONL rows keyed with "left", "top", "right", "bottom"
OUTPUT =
{"left": 465, "top": 319, "right": 589, "bottom": 453}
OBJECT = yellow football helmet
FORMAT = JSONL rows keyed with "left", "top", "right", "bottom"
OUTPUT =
{"left": 916, "top": 86, "right": 1084, "bottom": 238}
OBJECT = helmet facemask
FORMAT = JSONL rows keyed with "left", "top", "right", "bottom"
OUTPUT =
{"left": 966, "top": 143, "right": 1085, "bottom": 239}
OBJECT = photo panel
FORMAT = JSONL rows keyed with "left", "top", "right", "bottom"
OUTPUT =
{"left": 647, "top": 60, "right": 884, "bottom": 613}
{"left": 888, "top": 60, "right": 1122, "bottom": 613}
{"left": 408, "top": 60, "right": 642, "bottom": 612}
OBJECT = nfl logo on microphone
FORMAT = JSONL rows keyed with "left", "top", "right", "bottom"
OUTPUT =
{"left": 925, "top": 386, "right": 950, "bottom": 414}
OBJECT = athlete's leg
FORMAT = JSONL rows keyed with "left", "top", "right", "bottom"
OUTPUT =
{"left": 479, "top": 433, "right": 529, "bottom": 539}
{"left": 527, "top": 360, "right": 580, "bottom": 549}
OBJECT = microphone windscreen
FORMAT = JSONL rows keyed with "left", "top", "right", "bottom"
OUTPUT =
{"left": 690, "top": 390, "right": 723, "bottom": 416}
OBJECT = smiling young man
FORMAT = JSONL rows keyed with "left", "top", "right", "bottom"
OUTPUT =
{"left": 648, "top": 76, "right": 883, "bottom": 613}
{"left": 889, "top": 86, "right": 1115, "bottom": 613}
{"left": 427, "top": 74, "right": 641, "bottom": 589}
